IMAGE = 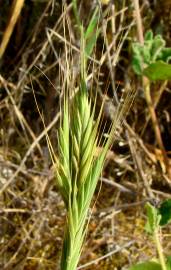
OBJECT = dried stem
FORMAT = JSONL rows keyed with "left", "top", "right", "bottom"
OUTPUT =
{"left": 0, "top": 0, "right": 25, "bottom": 59}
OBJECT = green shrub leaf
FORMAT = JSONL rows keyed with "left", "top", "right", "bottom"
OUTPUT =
{"left": 167, "top": 256, "right": 171, "bottom": 270}
{"left": 128, "top": 261, "right": 162, "bottom": 270}
{"left": 143, "top": 61, "right": 171, "bottom": 81}
{"left": 159, "top": 199, "right": 171, "bottom": 226}
{"left": 132, "top": 44, "right": 144, "bottom": 75}
{"left": 132, "top": 30, "right": 171, "bottom": 78}
{"left": 159, "top": 48, "right": 171, "bottom": 62}
{"left": 151, "top": 35, "right": 165, "bottom": 61}
{"left": 144, "top": 30, "right": 153, "bottom": 41}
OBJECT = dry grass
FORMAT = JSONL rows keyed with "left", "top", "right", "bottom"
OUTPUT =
{"left": 0, "top": 0, "right": 25, "bottom": 59}
{"left": 0, "top": 1, "right": 171, "bottom": 270}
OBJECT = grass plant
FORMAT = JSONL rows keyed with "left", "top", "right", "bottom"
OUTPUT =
{"left": 1, "top": 1, "right": 171, "bottom": 269}
{"left": 53, "top": 26, "right": 134, "bottom": 270}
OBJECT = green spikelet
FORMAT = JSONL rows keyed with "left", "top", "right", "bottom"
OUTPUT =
{"left": 55, "top": 14, "right": 134, "bottom": 270}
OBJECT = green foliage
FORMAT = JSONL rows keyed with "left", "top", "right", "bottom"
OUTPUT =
{"left": 56, "top": 16, "right": 103, "bottom": 268}
{"left": 54, "top": 5, "right": 134, "bottom": 269}
{"left": 145, "top": 202, "right": 161, "bottom": 234}
{"left": 128, "top": 200, "right": 171, "bottom": 270}
{"left": 58, "top": 79, "right": 99, "bottom": 270}
{"left": 128, "top": 261, "right": 162, "bottom": 270}
{"left": 58, "top": 78, "right": 101, "bottom": 270}
{"left": 167, "top": 256, "right": 171, "bottom": 270}
{"left": 57, "top": 71, "right": 132, "bottom": 269}
{"left": 72, "top": 0, "right": 100, "bottom": 58}
{"left": 128, "top": 257, "right": 171, "bottom": 270}
{"left": 159, "top": 199, "right": 171, "bottom": 226}
{"left": 132, "top": 30, "right": 171, "bottom": 80}
{"left": 55, "top": 21, "right": 133, "bottom": 269}
{"left": 143, "top": 61, "right": 171, "bottom": 81}
{"left": 72, "top": 0, "right": 81, "bottom": 29}
{"left": 57, "top": 77, "right": 131, "bottom": 269}
{"left": 84, "top": 7, "right": 100, "bottom": 58}
{"left": 144, "top": 199, "right": 171, "bottom": 229}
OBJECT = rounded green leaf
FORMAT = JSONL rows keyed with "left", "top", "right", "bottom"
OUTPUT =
{"left": 143, "top": 61, "right": 171, "bottom": 81}
{"left": 128, "top": 261, "right": 162, "bottom": 270}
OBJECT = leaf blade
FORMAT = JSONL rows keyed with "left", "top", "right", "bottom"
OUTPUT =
{"left": 128, "top": 261, "right": 162, "bottom": 270}
{"left": 143, "top": 61, "right": 171, "bottom": 81}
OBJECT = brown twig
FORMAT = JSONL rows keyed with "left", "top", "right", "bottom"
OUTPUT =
{"left": 0, "top": 0, "right": 25, "bottom": 59}
{"left": 0, "top": 112, "right": 60, "bottom": 196}
{"left": 127, "top": 129, "right": 154, "bottom": 198}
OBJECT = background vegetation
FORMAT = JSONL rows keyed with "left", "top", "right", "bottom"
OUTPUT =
{"left": 0, "top": 1, "right": 171, "bottom": 269}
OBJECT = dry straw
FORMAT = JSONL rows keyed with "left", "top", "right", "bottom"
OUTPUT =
{"left": 0, "top": 0, "right": 25, "bottom": 59}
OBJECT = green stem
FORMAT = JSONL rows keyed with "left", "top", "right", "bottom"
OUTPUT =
{"left": 60, "top": 211, "right": 87, "bottom": 270}
{"left": 154, "top": 229, "right": 167, "bottom": 270}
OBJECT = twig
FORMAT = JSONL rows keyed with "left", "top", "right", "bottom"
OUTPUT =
{"left": 132, "top": 0, "right": 144, "bottom": 44}
{"left": 77, "top": 240, "right": 135, "bottom": 269}
{"left": 101, "top": 177, "right": 135, "bottom": 194}
{"left": 0, "top": 0, "right": 25, "bottom": 59}
{"left": 145, "top": 83, "right": 170, "bottom": 175}
{"left": 0, "top": 112, "right": 60, "bottom": 196}
{"left": 127, "top": 130, "right": 154, "bottom": 198}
